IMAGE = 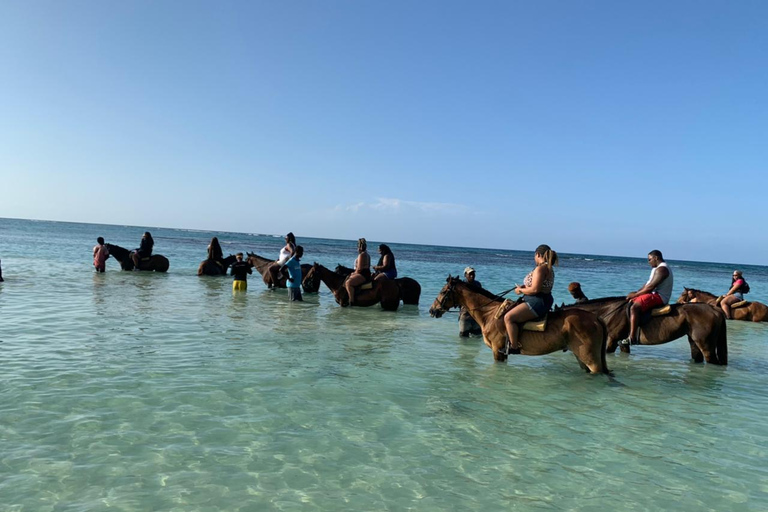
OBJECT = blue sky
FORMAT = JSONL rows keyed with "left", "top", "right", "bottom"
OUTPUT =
{"left": 1, "top": 1, "right": 766, "bottom": 264}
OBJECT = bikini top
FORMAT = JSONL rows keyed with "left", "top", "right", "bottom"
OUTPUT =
{"left": 524, "top": 267, "right": 554, "bottom": 294}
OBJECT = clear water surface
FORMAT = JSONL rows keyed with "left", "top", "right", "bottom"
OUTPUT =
{"left": 1, "top": 218, "right": 767, "bottom": 511}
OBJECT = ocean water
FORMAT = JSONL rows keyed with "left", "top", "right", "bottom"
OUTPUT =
{"left": 1, "top": 217, "right": 767, "bottom": 511}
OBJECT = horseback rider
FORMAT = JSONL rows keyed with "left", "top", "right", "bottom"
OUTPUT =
{"left": 207, "top": 237, "right": 224, "bottom": 264}
{"left": 499, "top": 244, "right": 558, "bottom": 354}
{"left": 459, "top": 267, "right": 483, "bottom": 337}
{"left": 721, "top": 270, "right": 749, "bottom": 319}
{"left": 131, "top": 232, "right": 154, "bottom": 270}
{"left": 268, "top": 232, "right": 296, "bottom": 289}
{"left": 373, "top": 244, "right": 397, "bottom": 281}
{"left": 345, "top": 238, "right": 371, "bottom": 306}
{"left": 620, "top": 249, "right": 673, "bottom": 346}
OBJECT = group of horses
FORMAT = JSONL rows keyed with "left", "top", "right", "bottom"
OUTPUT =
{"left": 428, "top": 276, "right": 749, "bottom": 375}
{"left": 107, "top": 242, "right": 765, "bottom": 377}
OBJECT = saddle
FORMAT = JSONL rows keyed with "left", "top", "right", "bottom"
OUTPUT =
{"left": 357, "top": 282, "right": 373, "bottom": 291}
{"left": 493, "top": 299, "right": 548, "bottom": 331}
{"left": 651, "top": 305, "right": 672, "bottom": 317}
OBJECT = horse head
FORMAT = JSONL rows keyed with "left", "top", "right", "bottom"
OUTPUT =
{"left": 429, "top": 275, "right": 462, "bottom": 318}
{"left": 676, "top": 288, "right": 693, "bottom": 304}
{"left": 302, "top": 262, "right": 320, "bottom": 291}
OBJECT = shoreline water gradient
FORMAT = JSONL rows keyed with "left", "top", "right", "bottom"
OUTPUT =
{"left": 1, "top": 218, "right": 767, "bottom": 511}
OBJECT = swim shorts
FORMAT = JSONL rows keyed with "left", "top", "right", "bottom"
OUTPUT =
{"left": 233, "top": 280, "right": 247, "bottom": 291}
{"left": 631, "top": 292, "right": 664, "bottom": 312}
{"left": 523, "top": 293, "right": 554, "bottom": 318}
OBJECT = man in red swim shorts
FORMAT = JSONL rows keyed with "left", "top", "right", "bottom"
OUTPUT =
{"left": 621, "top": 250, "right": 674, "bottom": 346}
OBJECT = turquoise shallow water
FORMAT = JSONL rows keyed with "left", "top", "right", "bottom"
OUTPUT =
{"left": 1, "top": 218, "right": 767, "bottom": 511}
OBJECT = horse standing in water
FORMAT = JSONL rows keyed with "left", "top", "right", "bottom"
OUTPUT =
{"left": 197, "top": 255, "right": 237, "bottom": 276}
{"left": 558, "top": 297, "right": 727, "bottom": 364}
{"left": 105, "top": 243, "right": 170, "bottom": 272}
{"left": 333, "top": 264, "right": 422, "bottom": 305}
{"left": 303, "top": 263, "right": 400, "bottom": 311}
{"left": 429, "top": 277, "right": 609, "bottom": 374}
{"left": 246, "top": 252, "right": 312, "bottom": 290}
{"left": 677, "top": 288, "right": 768, "bottom": 323}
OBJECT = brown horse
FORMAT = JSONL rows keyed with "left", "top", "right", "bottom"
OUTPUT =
{"left": 333, "top": 264, "right": 422, "bottom": 305}
{"left": 105, "top": 243, "right": 170, "bottom": 272}
{"left": 558, "top": 297, "right": 727, "bottom": 364}
{"left": 677, "top": 288, "right": 768, "bottom": 322}
{"left": 429, "top": 276, "right": 610, "bottom": 374}
{"left": 304, "top": 263, "right": 401, "bottom": 311}
{"left": 197, "top": 255, "right": 237, "bottom": 276}
{"left": 246, "top": 252, "right": 312, "bottom": 290}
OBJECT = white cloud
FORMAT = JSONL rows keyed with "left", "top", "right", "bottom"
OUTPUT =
{"left": 338, "top": 197, "right": 475, "bottom": 215}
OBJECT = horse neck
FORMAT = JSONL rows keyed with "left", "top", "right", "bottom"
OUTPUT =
{"left": 223, "top": 255, "right": 237, "bottom": 266}
{"left": 694, "top": 291, "right": 718, "bottom": 303}
{"left": 106, "top": 244, "right": 130, "bottom": 263}
{"left": 248, "top": 254, "right": 272, "bottom": 275}
{"left": 453, "top": 283, "right": 499, "bottom": 326}
{"left": 317, "top": 265, "right": 346, "bottom": 291}
{"left": 336, "top": 265, "right": 354, "bottom": 275}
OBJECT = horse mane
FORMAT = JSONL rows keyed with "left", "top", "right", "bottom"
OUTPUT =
{"left": 452, "top": 278, "right": 504, "bottom": 302}
{"left": 105, "top": 243, "right": 130, "bottom": 261}
{"left": 686, "top": 288, "right": 715, "bottom": 296}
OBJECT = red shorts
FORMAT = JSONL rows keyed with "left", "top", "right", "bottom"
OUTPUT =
{"left": 632, "top": 292, "right": 664, "bottom": 312}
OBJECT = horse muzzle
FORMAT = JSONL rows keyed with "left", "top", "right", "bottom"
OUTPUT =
{"left": 429, "top": 308, "right": 444, "bottom": 318}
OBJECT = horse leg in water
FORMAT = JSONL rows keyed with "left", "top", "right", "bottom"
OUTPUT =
{"left": 688, "top": 337, "right": 704, "bottom": 363}
{"left": 565, "top": 316, "right": 604, "bottom": 375}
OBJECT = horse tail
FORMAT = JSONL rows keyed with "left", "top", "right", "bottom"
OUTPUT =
{"left": 596, "top": 316, "right": 612, "bottom": 375}
{"left": 716, "top": 312, "right": 728, "bottom": 365}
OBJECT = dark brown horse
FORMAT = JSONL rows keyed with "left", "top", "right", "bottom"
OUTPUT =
{"left": 677, "top": 288, "right": 768, "bottom": 322}
{"left": 558, "top": 297, "right": 727, "bottom": 364}
{"left": 333, "top": 264, "right": 421, "bottom": 305}
{"left": 303, "top": 263, "right": 401, "bottom": 311}
{"left": 429, "top": 277, "right": 609, "bottom": 373}
{"left": 105, "top": 243, "right": 170, "bottom": 272}
{"left": 197, "top": 255, "right": 238, "bottom": 276}
{"left": 246, "top": 252, "right": 312, "bottom": 290}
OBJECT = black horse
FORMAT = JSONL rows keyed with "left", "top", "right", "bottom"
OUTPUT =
{"left": 105, "top": 243, "right": 170, "bottom": 272}
{"left": 198, "top": 255, "right": 237, "bottom": 276}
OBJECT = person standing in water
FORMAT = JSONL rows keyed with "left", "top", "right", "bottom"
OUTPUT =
{"left": 93, "top": 237, "right": 110, "bottom": 273}
{"left": 568, "top": 282, "right": 588, "bottom": 303}
{"left": 459, "top": 267, "right": 483, "bottom": 337}
{"left": 0, "top": 258, "right": 4, "bottom": 282}
{"left": 230, "top": 253, "right": 252, "bottom": 291}
{"left": 284, "top": 246, "right": 304, "bottom": 302}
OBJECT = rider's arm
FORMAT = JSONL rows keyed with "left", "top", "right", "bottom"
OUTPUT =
{"left": 517, "top": 266, "right": 546, "bottom": 295}
{"left": 375, "top": 254, "right": 391, "bottom": 271}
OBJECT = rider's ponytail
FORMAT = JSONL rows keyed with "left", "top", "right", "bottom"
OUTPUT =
{"left": 358, "top": 238, "right": 367, "bottom": 252}
{"left": 535, "top": 244, "right": 559, "bottom": 269}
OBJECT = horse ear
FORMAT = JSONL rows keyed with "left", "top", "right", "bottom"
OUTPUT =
{"left": 446, "top": 274, "right": 452, "bottom": 282}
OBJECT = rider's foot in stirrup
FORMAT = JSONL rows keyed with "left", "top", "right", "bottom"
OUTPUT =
{"left": 618, "top": 338, "right": 637, "bottom": 346}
